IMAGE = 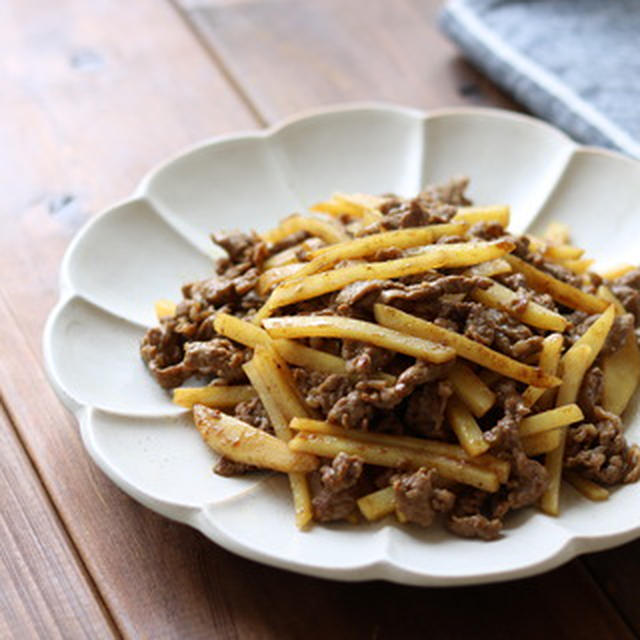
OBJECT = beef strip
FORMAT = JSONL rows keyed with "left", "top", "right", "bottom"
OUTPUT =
{"left": 484, "top": 381, "right": 530, "bottom": 449}
{"left": 320, "top": 452, "right": 364, "bottom": 492}
{"left": 611, "top": 269, "right": 640, "bottom": 324}
{"left": 469, "top": 221, "right": 506, "bottom": 241}
{"left": 600, "top": 314, "right": 635, "bottom": 357}
{"left": 182, "top": 338, "right": 249, "bottom": 383}
{"left": 565, "top": 412, "right": 639, "bottom": 484}
{"left": 445, "top": 488, "right": 502, "bottom": 540}
{"left": 393, "top": 468, "right": 456, "bottom": 527}
{"left": 312, "top": 453, "right": 365, "bottom": 522}
{"left": 214, "top": 457, "right": 253, "bottom": 477}
{"left": 342, "top": 339, "right": 395, "bottom": 376}
{"left": 446, "top": 513, "right": 503, "bottom": 540}
{"left": 234, "top": 397, "right": 272, "bottom": 433}
{"left": 212, "top": 230, "right": 269, "bottom": 270}
{"left": 335, "top": 280, "right": 389, "bottom": 318}
{"left": 403, "top": 381, "right": 453, "bottom": 439}
{"left": 379, "top": 275, "right": 491, "bottom": 305}
{"left": 464, "top": 304, "right": 543, "bottom": 361}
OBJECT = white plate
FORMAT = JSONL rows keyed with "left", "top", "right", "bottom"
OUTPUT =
{"left": 43, "top": 104, "right": 640, "bottom": 586}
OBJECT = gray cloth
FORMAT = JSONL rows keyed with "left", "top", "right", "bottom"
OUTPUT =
{"left": 439, "top": 0, "right": 640, "bottom": 157}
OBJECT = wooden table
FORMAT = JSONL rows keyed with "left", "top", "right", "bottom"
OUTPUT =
{"left": 2, "top": 1, "right": 638, "bottom": 638}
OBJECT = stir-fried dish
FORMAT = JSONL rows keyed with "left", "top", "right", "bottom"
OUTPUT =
{"left": 140, "top": 179, "right": 640, "bottom": 539}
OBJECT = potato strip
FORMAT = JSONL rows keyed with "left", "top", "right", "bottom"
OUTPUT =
{"left": 262, "top": 214, "right": 349, "bottom": 244}
{"left": 448, "top": 362, "right": 496, "bottom": 418}
{"left": 522, "top": 333, "right": 564, "bottom": 408}
{"left": 298, "top": 222, "right": 468, "bottom": 278}
{"left": 602, "top": 328, "right": 640, "bottom": 415}
{"left": 155, "top": 299, "right": 176, "bottom": 320}
{"left": 357, "top": 486, "right": 396, "bottom": 521}
{"left": 518, "top": 404, "right": 584, "bottom": 438}
{"left": 466, "top": 258, "right": 512, "bottom": 278}
{"left": 194, "top": 406, "right": 317, "bottom": 473}
{"left": 540, "top": 344, "right": 594, "bottom": 516}
{"left": 374, "top": 304, "right": 561, "bottom": 388}
{"left": 244, "top": 349, "right": 313, "bottom": 528}
{"left": 272, "top": 339, "right": 348, "bottom": 374}
{"left": 505, "top": 254, "right": 608, "bottom": 314}
{"left": 263, "top": 315, "right": 455, "bottom": 363}
{"left": 289, "top": 418, "right": 510, "bottom": 483}
{"left": 545, "top": 245, "right": 584, "bottom": 261}
{"left": 173, "top": 385, "right": 256, "bottom": 409}
{"left": 255, "top": 239, "right": 515, "bottom": 321}
{"left": 522, "top": 430, "right": 563, "bottom": 456}
{"left": 311, "top": 192, "right": 386, "bottom": 220}
{"left": 596, "top": 285, "right": 625, "bottom": 315}
{"left": 562, "top": 258, "right": 594, "bottom": 275}
{"left": 214, "top": 312, "right": 271, "bottom": 348}
{"left": 543, "top": 222, "right": 570, "bottom": 245}
{"left": 258, "top": 263, "right": 306, "bottom": 294}
{"left": 453, "top": 205, "right": 510, "bottom": 227}
{"left": 252, "top": 345, "right": 312, "bottom": 423}
{"left": 564, "top": 472, "right": 609, "bottom": 501}
{"left": 471, "top": 280, "right": 568, "bottom": 331}
{"left": 288, "top": 432, "right": 499, "bottom": 492}
{"left": 446, "top": 395, "right": 490, "bottom": 457}
{"left": 599, "top": 264, "right": 634, "bottom": 281}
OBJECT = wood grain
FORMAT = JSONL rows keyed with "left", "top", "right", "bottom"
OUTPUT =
{"left": 0, "top": 0, "right": 256, "bottom": 637}
{"left": 178, "top": 0, "right": 519, "bottom": 123}
{"left": 0, "top": 0, "right": 637, "bottom": 637}
{"left": 583, "top": 542, "right": 640, "bottom": 634}
{"left": 0, "top": 403, "right": 116, "bottom": 639}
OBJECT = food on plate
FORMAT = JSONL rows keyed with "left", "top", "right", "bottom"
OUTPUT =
{"left": 140, "top": 178, "right": 640, "bottom": 539}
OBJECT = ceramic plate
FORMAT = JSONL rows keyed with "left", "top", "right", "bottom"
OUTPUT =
{"left": 43, "top": 104, "right": 640, "bottom": 586}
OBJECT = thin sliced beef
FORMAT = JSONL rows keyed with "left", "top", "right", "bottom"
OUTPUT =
{"left": 312, "top": 454, "right": 365, "bottom": 522}
{"left": 565, "top": 413, "right": 638, "bottom": 485}
{"left": 446, "top": 514, "right": 502, "bottom": 540}
{"left": 335, "top": 280, "right": 388, "bottom": 318}
{"left": 342, "top": 340, "right": 395, "bottom": 376}
{"left": 491, "top": 450, "right": 548, "bottom": 518}
{"left": 393, "top": 468, "right": 455, "bottom": 527}
{"left": 578, "top": 366, "right": 604, "bottom": 422}
{"left": 212, "top": 230, "right": 268, "bottom": 269}
{"left": 600, "top": 314, "right": 635, "bottom": 357}
{"left": 403, "top": 381, "right": 453, "bottom": 439}
{"left": 612, "top": 269, "right": 640, "bottom": 324}
{"left": 234, "top": 397, "right": 272, "bottom": 433}
{"left": 140, "top": 326, "right": 190, "bottom": 388}
{"left": 464, "top": 304, "right": 542, "bottom": 360}
{"left": 484, "top": 382, "right": 530, "bottom": 449}
{"left": 214, "top": 457, "right": 254, "bottom": 477}
{"left": 320, "top": 452, "right": 364, "bottom": 492}
{"left": 328, "top": 391, "right": 376, "bottom": 430}
{"left": 445, "top": 488, "right": 502, "bottom": 540}
{"left": 183, "top": 338, "right": 248, "bottom": 383}
{"left": 379, "top": 275, "right": 491, "bottom": 305}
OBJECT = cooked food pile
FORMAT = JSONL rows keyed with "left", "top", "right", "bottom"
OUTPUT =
{"left": 140, "top": 179, "right": 640, "bottom": 539}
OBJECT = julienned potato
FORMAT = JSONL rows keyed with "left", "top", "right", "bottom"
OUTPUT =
{"left": 140, "top": 184, "right": 640, "bottom": 539}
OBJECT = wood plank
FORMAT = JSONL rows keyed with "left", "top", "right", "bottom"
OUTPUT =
{"left": 179, "top": 0, "right": 518, "bottom": 123}
{"left": 0, "top": 0, "right": 256, "bottom": 637}
{"left": 583, "top": 541, "right": 640, "bottom": 635}
{"left": 0, "top": 404, "right": 116, "bottom": 639}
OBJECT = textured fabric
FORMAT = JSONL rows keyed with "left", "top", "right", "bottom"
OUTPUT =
{"left": 439, "top": 0, "right": 640, "bottom": 157}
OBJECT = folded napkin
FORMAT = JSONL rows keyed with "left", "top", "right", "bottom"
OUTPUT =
{"left": 439, "top": 0, "right": 640, "bottom": 157}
